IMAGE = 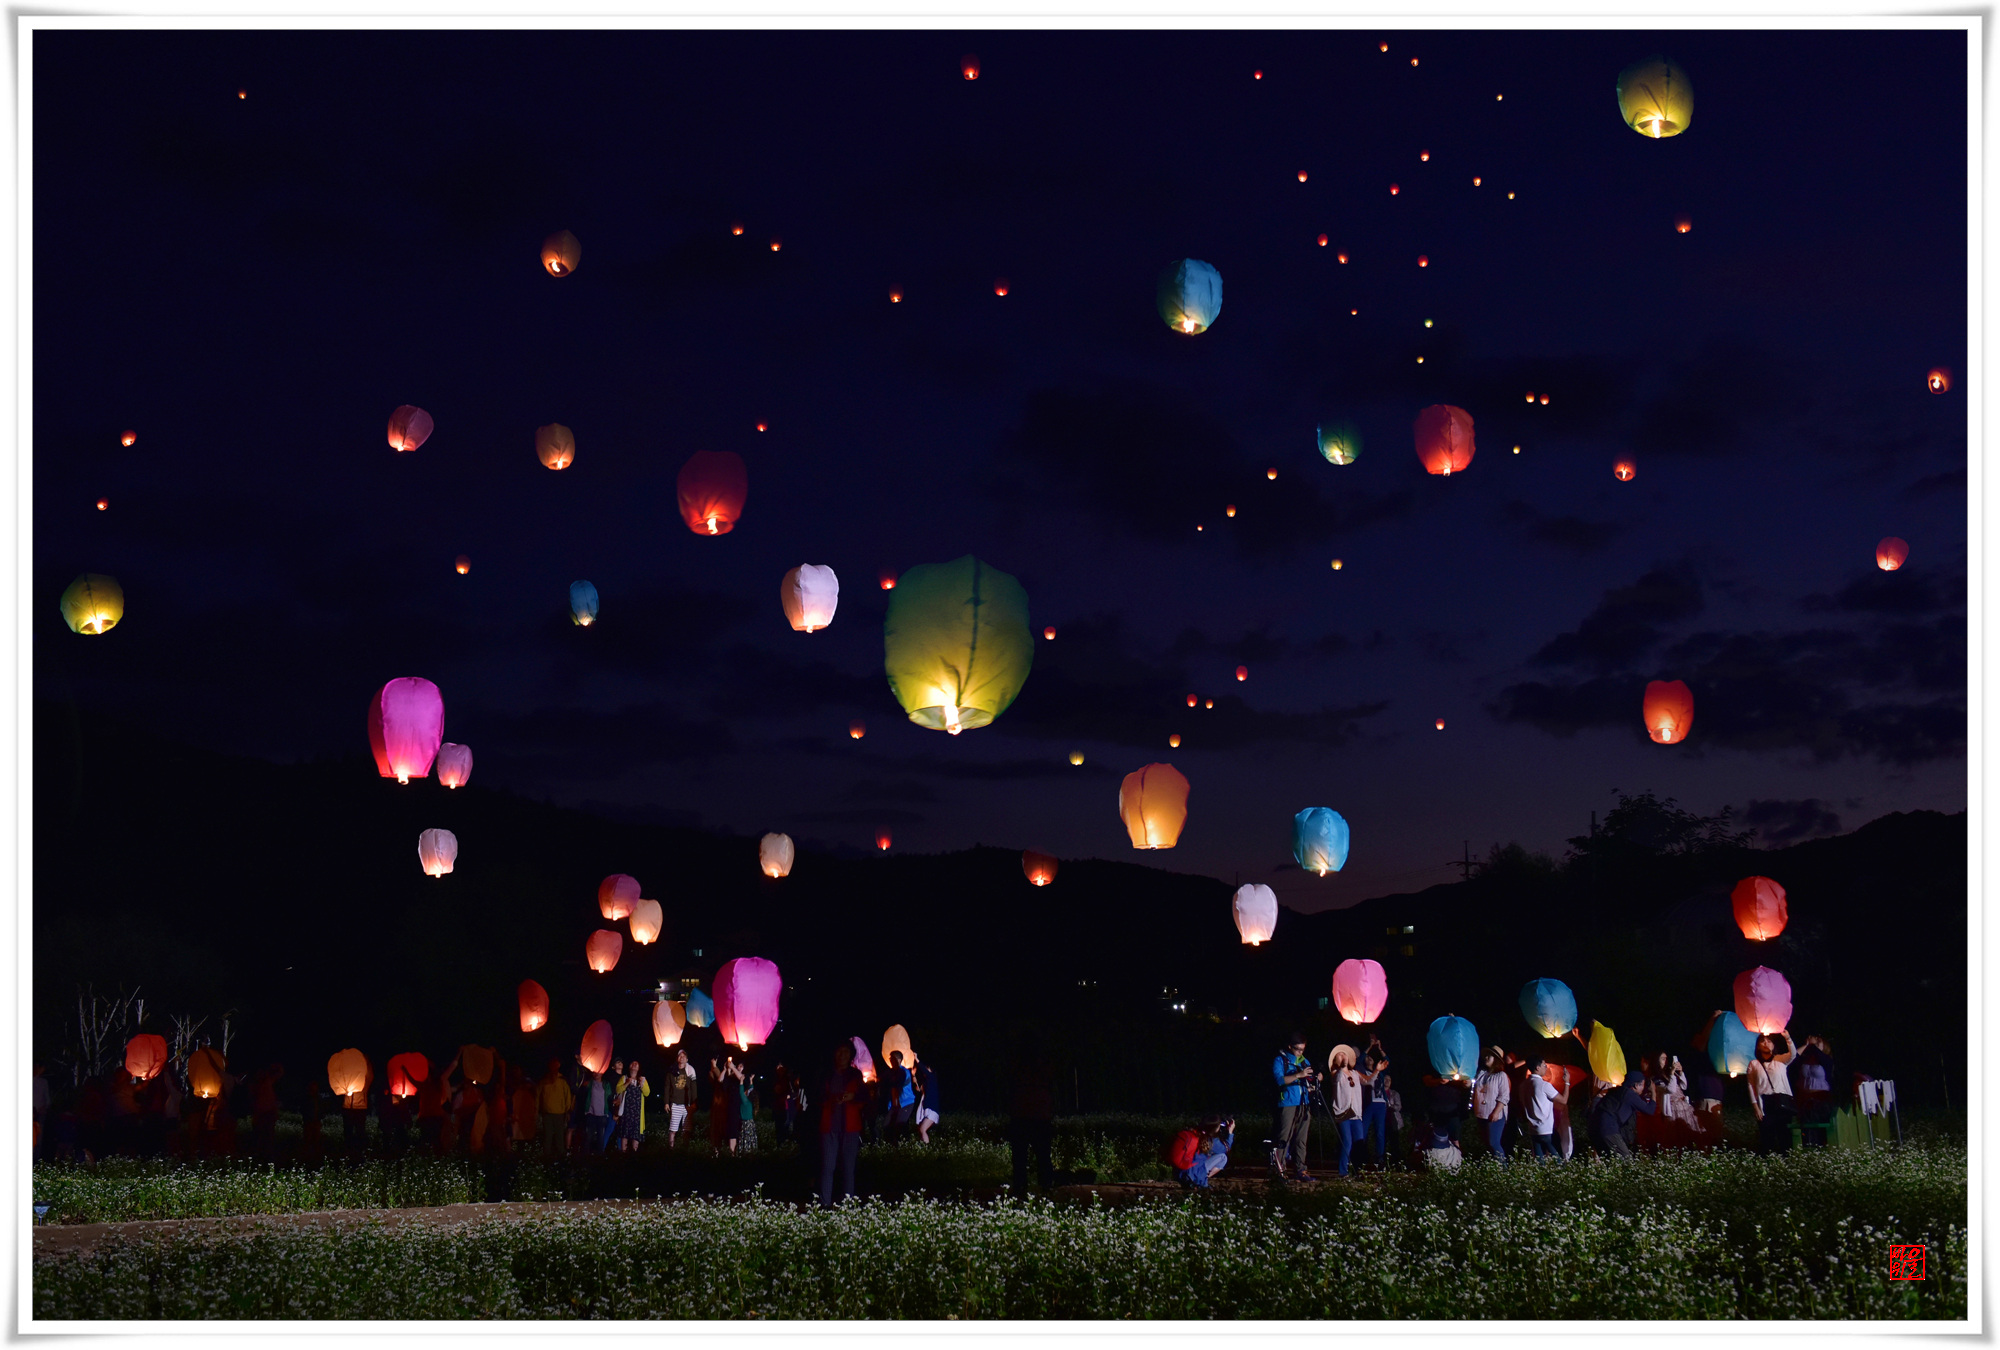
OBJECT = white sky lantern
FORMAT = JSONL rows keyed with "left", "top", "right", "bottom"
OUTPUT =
{"left": 1232, "top": 883, "right": 1278, "bottom": 944}
{"left": 629, "top": 899, "right": 663, "bottom": 945}
{"left": 780, "top": 565, "right": 840, "bottom": 633}
{"left": 760, "top": 832, "right": 796, "bottom": 878}
{"left": 418, "top": 828, "right": 458, "bottom": 878}
{"left": 435, "top": 743, "right": 473, "bottom": 789}
{"left": 653, "top": 999, "right": 687, "bottom": 1048}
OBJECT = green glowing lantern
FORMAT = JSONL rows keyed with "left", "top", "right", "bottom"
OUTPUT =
{"left": 883, "top": 555, "right": 1032, "bottom": 734}
{"left": 1317, "top": 422, "right": 1361, "bottom": 466}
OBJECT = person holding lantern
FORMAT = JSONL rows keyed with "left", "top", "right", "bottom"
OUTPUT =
{"left": 1748, "top": 1031, "right": 1798, "bottom": 1154}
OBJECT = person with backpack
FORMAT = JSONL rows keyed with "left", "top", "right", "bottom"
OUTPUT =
{"left": 1167, "top": 1115, "right": 1234, "bottom": 1189}
{"left": 1269, "top": 1032, "right": 1318, "bottom": 1184}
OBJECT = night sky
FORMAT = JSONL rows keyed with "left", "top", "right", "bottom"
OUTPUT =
{"left": 33, "top": 27, "right": 1967, "bottom": 911}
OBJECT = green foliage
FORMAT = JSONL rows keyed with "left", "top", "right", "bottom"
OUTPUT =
{"left": 32, "top": 1157, "right": 484, "bottom": 1225}
{"left": 1566, "top": 789, "right": 1756, "bottom": 867}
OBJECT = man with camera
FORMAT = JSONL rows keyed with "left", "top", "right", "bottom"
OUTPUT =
{"left": 1168, "top": 1114, "right": 1235, "bottom": 1189}
{"left": 1269, "top": 1031, "right": 1319, "bottom": 1184}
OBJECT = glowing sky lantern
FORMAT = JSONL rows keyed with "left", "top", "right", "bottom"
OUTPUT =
{"left": 417, "top": 828, "right": 458, "bottom": 878}
{"left": 1292, "top": 807, "right": 1350, "bottom": 876}
{"left": 629, "top": 899, "right": 663, "bottom": 945}
{"left": 878, "top": 568, "right": 897, "bottom": 590}
{"left": 518, "top": 979, "right": 550, "bottom": 1033}
{"left": 1235, "top": 666, "right": 1248, "bottom": 681}
{"left": 1518, "top": 978, "right": 1578, "bottom": 1038}
{"left": 579, "top": 1020, "right": 614, "bottom": 1075}
{"left": 1616, "top": 56, "right": 1693, "bottom": 138}
{"left": 387, "top": 1053, "right": 429, "bottom": 1099}
{"left": 850, "top": 1037, "right": 878, "bottom": 1082}
{"left": 60, "top": 573, "right": 124, "bottom": 635}
{"left": 1317, "top": 422, "right": 1361, "bottom": 465}
{"left": 781, "top": 565, "right": 840, "bottom": 632}
{"left": 327, "top": 1048, "right": 370, "bottom": 1099}
{"left": 124, "top": 1033, "right": 168, "bottom": 1082}
{"left": 1877, "top": 537, "right": 1909, "bottom": 571}
{"left": 541, "top": 229, "right": 581, "bottom": 276}
{"left": 714, "top": 958, "right": 783, "bottom": 1050}
{"left": 1643, "top": 679, "right": 1695, "bottom": 744}
{"left": 1927, "top": 368, "right": 1950, "bottom": 393}
{"left": 876, "top": 829, "right": 893, "bottom": 851}
{"left": 585, "top": 929, "right": 623, "bottom": 974}
{"left": 1331, "top": 959, "right": 1388, "bottom": 1024}
{"left": 1426, "top": 1015, "right": 1480, "bottom": 1082}
{"left": 1707, "top": 1011, "right": 1756, "bottom": 1077}
{"left": 598, "top": 874, "right": 640, "bottom": 920}
{"left": 1733, "top": 966, "right": 1792, "bottom": 1035}
{"left": 676, "top": 450, "right": 749, "bottom": 535}
{"left": 653, "top": 999, "right": 687, "bottom": 1048}
{"left": 1586, "top": 1021, "right": 1627, "bottom": 1085}
{"left": 1022, "top": 849, "right": 1058, "bottom": 886}
{"left": 882, "top": 1024, "right": 917, "bottom": 1070}
{"left": 188, "top": 1046, "right": 226, "bottom": 1099}
{"left": 435, "top": 743, "right": 473, "bottom": 789}
{"left": 849, "top": 721, "right": 866, "bottom": 740}
{"left": 1119, "top": 762, "right": 1190, "bottom": 849}
{"left": 120, "top": 430, "right": 136, "bottom": 447}
{"left": 569, "top": 580, "right": 599, "bottom": 627}
{"left": 1069, "top": 751, "right": 1084, "bottom": 766}
{"left": 368, "top": 677, "right": 444, "bottom": 784}
{"left": 537, "top": 423, "right": 576, "bottom": 469}
{"left": 883, "top": 555, "right": 1033, "bottom": 734}
{"left": 1732, "top": 876, "right": 1789, "bottom": 941}
{"left": 1232, "top": 884, "right": 1278, "bottom": 945}
{"left": 686, "top": 988, "right": 715, "bottom": 1028}
{"left": 455, "top": 556, "right": 470, "bottom": 574}
{"left": 760, "top": 832, "right": 796, "bottom": 878}
{"left": 1613, "top": 459, "right": 1636, "bottom": 481}
{"left": 1156, "top": 258, "right": 1223, "bottom": 335}
{"left": 387, "top": 405, "right": 433, "bottom": 453}
{"left": 961, "top": 54, "right": 979, "bottom": 80}
{"left": 1414, "top": 404, "right": 1476, "bottom": 475}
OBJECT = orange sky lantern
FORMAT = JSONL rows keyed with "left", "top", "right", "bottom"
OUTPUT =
{"left": 1044, "top": 626, "right": 1056, "bottom": 640}
{"left": 540, "top": 229, "right": 581, "bottom": 276}
{"left": 120, "top": 431, "right": 136, "bottom": 447}
{"left": 1927, "top": 368, "right": 1950, "bottom": 393}
{"left": 1643, "top": 679, "right": 1695, "bottom": 744}
{"left": 580, "top": 1021, "right": 614, "bottom": 1075}
{"left": 629, "top": 899, "right": 664, "bottom": 945}
{"left": 1876, "top": 537, "right": 1909, "bottom": 571}
{"left": 586, "top": 929, "right": 623, "bottom": 974}
{"left": 994, "top": 279, "right": 1009, "bottom": 296}
{"left": 1236, "top": 666, "right": 1248, "bottom": 681}
{"left": 455, "top": 556, "right": 469, "bottom": 574}
{"left": 1120, "top": 762, "right": 1190, "bottom": 849}
{"left": 770, "top": 238, "right": 781, "bottom": 252}
{"left": 518, "top": 979, "right": 550, "bottom": 1032}
{"left": 1435, "top": 718, "right": 1446, "bottom": 730}
{"left": 96, "top": 498, "right": 108, "bottom": 511}
{"left": 849, "top": 720, "right": 865, "bottom": 739}
{"left": 1418, "top": 255, "right": 1429, "bottom": 267}
{"left": 1614, "top": 459, "right": 1635, "bottom": 481}
{"left": 676, "top": 450, "right": 748, "bottom": 535}
{"left": 890, "top": 287, "right": 903, "bottom": 302}
{"left": 1297, "top": 170, "right": 1308, "bottom": 182}
{"left": 1413, "top": 404, "right": 1476, "bottom": 475}
{"left": 653, "top": 1000, "right": 687, "bottom": 1048}
{"left": 962, "top": 55, "right": 980, "bottom": 79}
{"left": 1318, "top": 234, "right": 1328, "bottom": 246}
{"left": 1732, "top": 876, "right": 1789, "bottom": 941}
{"left": 1338, "top": 252, "right": 1348, "bottom": 263}
{"left": 876, "top": 830, "right": 892, "bottom": 851}
{"left": 327, "top": 1049, "right": 370, "bottom": 1101}
{"left": 536, "top": 423, "right": 576, "bottom": 469}
{"left": 1168, "top": 734, "right": 1181, "bottom": 748}
{"left": 125, "top": 1033, "right": 168, "bottom": 1082}
{"left": 731, "top": 222, "right": 744, "bottom": 235}
{"left": 1225, "top": 505, "right": 1236, "bottom": 517}
{"left": 1675, "top": 216, "right": 1692, "bottom": 233}
{"left": 1022, "top": 849, "right": 1058, "bottom": 886}
{"left": 188, "top": 1047, "right": 226, "bottom": 1099}
{"left": 387, "top": 405, "right": 433, "bottom": 453}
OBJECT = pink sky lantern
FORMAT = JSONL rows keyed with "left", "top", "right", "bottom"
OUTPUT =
{"left": 850, "top": 1036, "right": 878, "bottom": 1083}
{"left": 598, "top": 874, "right": 640, "bottom": 920}
{"left": 585, "top": 929, "right": 623, "bottom": 974}
{"left": 368, "top": 678, "right": 444, "bottom": 784}
{"left": 1731, "top": 876, "right": 1789, "bottom": 942}
{"left": 435, "top": 743, "right": 473, "bottom": 788}
{"left": 714, "top": 957, "right": 783, "bottom": 1051}
{"left": 387, "top": 1052, "right": 429, "bottom": 1098}
{"left": 1733, "top": 965, "right": 1793, "bottom": 1035}
{"left": 387, "top": 405, "right": 434, "bottom": 452}
{"left": 1332, "top": 958, "right": 1390, "bottom": 1024}
{"left": 580, "top": 1020, "right": 614, "bottom": 1075}
{"left": 629, "top": 899, "right": 663, "bottom": 945}
{"left": 518, "top": 979, "right": 549, "bottom": 1032}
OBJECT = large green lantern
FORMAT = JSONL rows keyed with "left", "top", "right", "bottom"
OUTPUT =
{"left": 1616, "top": 56, "right": 1692, "bottom": 139}
{"left": 883, "top": 555, "right": 1032, "bottom": 734}
{"left": 1317, "top": 422, "right": 1361, "bottom": 466}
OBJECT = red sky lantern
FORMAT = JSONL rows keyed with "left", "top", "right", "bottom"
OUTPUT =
{"left": 1337, "top": 252, "right": 1348, "bottom": 264}
{"left": 368, "top": 677, "right": 444, "bottom": 784}
{"left": 770, "top": 238, "right": 781, "bottom": 252}
{"left": 1187, "top": 694, "right": 1198, "bottom": 707}
{"left": 387, "top": 405, "right": 433, "bottom": 453}
{"left": 962, "top": 54, "right": 980, "bottom": 80}
{"left": 889, "top": 287, "right": 903, "bottom": 303}
{"left": 124, "top": 1033, "right": 168, "bottom": 1082}
{"left": 1435, "top": 718, "right": 1445, "bottom": 730}
{"left": 454, "top": 555, "right": 469, "bottom": 575}
{"left": 120, "top": 431, "right": 136, "bottom": 447}
{"left": 879, "top": 568, "right": 897, "bottom": 590}
{"left": 580, "top": 1020, "right": 614, "bottom": 1075}
{"left": 849, "top": 720, "right": 865, "bottom": 739}
{"left": 676, "top": 450, "right": 748, "bottom": 535}
{"left": 1022, "top": 849, "right": 1058, "bottom": 886}
{"left": 731, "top": 222, "right": 744, "bottom": 236}
{"left": 1927, "top": 368, "right": 1950, "bottom": 393}
{"left": 1235, "top": 666, "right": 1248, "bottom": 681}
{"left": 1420, "top": 150, "right": 1430, "bottom": 161}
{"left": 876, "top": 829, "right": 892, "bottom": 851}
{"left": 586, "top": 929, "right": 623, "bottom": 974}
{"left": 994, "top": 279, "right": 1009, "bottom": 296}
{"left": 387, "top": 1052, "right": 429, "bottom": 1098}
{"left": 1675, "top": 216, "right": 1692, "bottom": 233}
{"left": 1643, "top": 679, "right": 1695, "bottom": 744}
{"left": 1414, "top": 405, "right": 1476, "bottom": 475}
{"left": 1317, "top": 233, "right": 1328, "bottom": 246}
{"left": 1417, "top": 255, "right": 1429, "bottom": 267}
{"left": 1044, "top": 626, "right": 1056, "bottom": 640}
{"left": 1614, "top": 459, "right": 1636, "bottom": 481}
{"left": 1390, "top": 183, "right": 1400, "bottom": 195}
{"left": 1297, "top": 169, "right": 1308, "bottom": 182}
{"left": 1877, "top": 536, "right": 1909, "bottom": 571}
{"left": 518, "top": 979, "right": 550, "bottom": 1032}
{"left": 598, "top": 874, "right": 640, "bottom": 920}
{"left": 1253, "top": 69, "right": 1262, "bottom": 79}
{"left": 1732, "top": 876, "right": 1789, "bottom": 941}
{"left": 96, "top": 498, "right": 108, "bottom": 511}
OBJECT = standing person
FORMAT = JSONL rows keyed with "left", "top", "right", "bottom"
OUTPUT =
{"left": 1520, "top": 1057, "right": 1562, "bottom": 1160}
{"left": 1472, "top": 1048, "right": 1511, "bottom": 1162}
{"left": 882, "top": 1052, "right": 916, "bottom": 1143}
{"left": 1791, "top": 1036, "right": 1836, "bottom": 1150}
{"left": 913, "top": 1059, "right": 941, "bottom": 1143}
{"left": 1269, "top": 1032, "right": 1318, "bottom": 1184}
{"left": 1588, "top": 1073, "right": 1656, "bottom": 1158}
{"left": 379, "top": 1078, "right": 411, "bottom": 1159}
{"left": 707, "top": 1056, "right": 731, "bottom": 1152}
{"left": 600, "top": 1062, "right": 627, "bottom": 1155}
{"left": 1359, "top": 1036, "right": 1391, "bottom": 1166}
{"left": 107, "top": 1069, "right": 141, "bottom": 1158}
{"left": 340, "top": 1070, "right": 369, "bottom": 1159}
{"left": 733, "top": 1059, "right": 759, "bottom": 1154}
{"left": 1691, "top": 1060, "right": 1726, "bottom": 1149}
{"left": 1169, "top": 1115, "right": 1235, "bottom": 1189}
{"left": 1423, "top": 1072, "right": 1471, "bottom": 1148}
{"left": 580, "top": 1069, "right": 610, "bottom": 1156}
{"left": 818, "top": 1042, "right": 867, "bottom": 1208}
{"left": 1324, "top": 1045, "right": 1367, "bottom": 1178}
{"left": 1653, "top": 1052, "right": 1695, "bottom": 1147}
{"left": 537, "top": 1060, "right": 573, "bottom": 1162}
{"left": 1007, "top": 1047, "right": 1056, "bottom": 1191}
{"left": 615, "top": 1061, "right": 648, "bottom": 1153}
{"left": 664, "top": 1050, "right": 698, "bottom": 1149}
{"left": 770, "top": 1062, "right": 795, "bottom": 1145}
{"left": 1748, "top": 1031, "right": 1798, "bottom": 1155}
{"left": 511, "top": 1068, "right": 539, "bottom": 1154}
{"left": 1380, "top": 1073, "right": 1405, "bottom": 1167}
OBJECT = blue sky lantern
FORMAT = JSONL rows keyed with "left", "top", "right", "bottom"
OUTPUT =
{"left": 569, "top": 580, "right": 599, "bottom": 627}
{"left": 1708, "top": 1010, "right": 1756, "bottom": 1077}
{"left": 1426, "top": 1015, "right": 1480, "bottom": 1082}
{"left": 686, "top": 988, "right": 715, "bottom": 1029}
{"left": 1518, "top": 978, "right": 1578, "bottom": 1038}
{"left": 1156, "top": 258, "right": 1222, "bottom": 335}
{"left": 1291, "top": 807, "right": 1350, "bottom": 876}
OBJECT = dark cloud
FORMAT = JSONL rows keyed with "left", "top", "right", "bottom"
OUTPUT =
{"left": 1627, "top": 340, "right": 1786, "bottom": 459}
{"left": 1801, "top": 569, "right": 1960, "bottom": 617}
{"left": 1905, "top": 468, "right": 1966, "bottom": 499}
{"left": 1500, "top": 499, "right": 1624, "bottom": 553}
{"left": 1531, "top": 564, "right": 1703, "bottom": 671}
{"left": 1739, "top": 798, "right": 1843, "bottom": 845}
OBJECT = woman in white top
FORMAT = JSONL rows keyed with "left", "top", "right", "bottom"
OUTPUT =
{"left": 1325, "top": 1045, "right": 1368, "bottom": 1177}
{"left": 1747, "top": 1031, "right": 1797, "bottom": 1154}
{"left": 1471, "top": 1048, "right": 1511, "bottom": 1163}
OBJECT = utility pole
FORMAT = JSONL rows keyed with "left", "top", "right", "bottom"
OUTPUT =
{"left": 1448, "top": 840, "right": 1475, "bottom": 882}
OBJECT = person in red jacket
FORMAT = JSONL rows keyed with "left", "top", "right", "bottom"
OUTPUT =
{"left": 818, "top": 1041, "right": 867, "bottom": 1208}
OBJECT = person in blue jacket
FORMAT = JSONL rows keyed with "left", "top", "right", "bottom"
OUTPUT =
{"left": 1589, "top": 1072, "right": 1656, "bottom": 1157}
{"left": 1176, "top": 1115, "right": 1234, "bottom": 1189}
{"left": 883, "top": 1051, "right": 917, "bottom": 1143}
{"left": 1269, "top": 1032, "right": 1318, "bottom": 1183}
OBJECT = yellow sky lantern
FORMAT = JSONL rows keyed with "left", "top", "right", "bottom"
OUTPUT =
{"left": 60, "top": 573, "right": 124, "bottom": 635}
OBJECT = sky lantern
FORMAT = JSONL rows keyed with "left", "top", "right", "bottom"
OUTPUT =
{"left": 1732, "top": 876, "right": 1789, "bottom": 941}
{"left": 1235, "top": 666, "right": 1248, "bottom": 682}
{"left": 653, "top": 999, "right": 687, "bottom": 1048}
{"left": 1292, "top": 807, "right": 1351, "bottom": 876}
{"left": 387, "top": 405, "right": 433, "bottom": 453}
{"left": 760, "top": 832, "right": 795, "bottom": 878}
{"left": 1156, "top": 258, "right": 1223, "bottom": 335}
{"left": 435, "top": 743, "right": 472, "bottom": 789}
{"left": 1617, "top": 56, "right": 1692, "bottom": 138}
{"left": 1413, "top": 404, "right": 1476, "bottom": 475}
{"left": 536, "top": 423, "right": 576, "bottom": 469}
{"left": 1317, "top": 422, "right": 1361, "bottom": 465}
{"left": 1069, "top": 750, "right": 1084, "bottom": 766}
{"left": 882, "top": 1024, "right": 917, "bottom": 1070}
{"left": 1022, "top": 849, "right": 1058, "bottom": 885}
{"left": 187, "top": 1047, "right": 226, "bottom": 1099}
{"left": 878, "top": 568, "right": 897, "bottom": 590}
{"left": 1733, "top": 966, "right": 1792, "bottom": 1035}
{"left": 1331, "top": 959, "right": 1389, "bottom": 1024}
{"left": 455, "top": 556, "right": 470, "bottom": 574}
{"left": 850, "top": 1037, "right": 877, "bottom": 1083}
{"left": 1435, "top": 718, "right": 1445, "bottom": 730}
{"left": 676, "top": 450, "right": 749, "bottom": 535}
{"left": 541, "top": 229, "right": 581, "bottom": 276}
{"left": 714, "top": 957, "right": 783, "bottom": 1051}
{"left": 629, "top": 899, "right": 664, "bottom": 945}
{"left": 1187, "top": 694, "right": 1198, "bottom": 708}
{"left": 120, "top": 430, "right": 136, "bottom": 447}
{"left": 124, "top": 1033, "right": 168, "bottom": 1082}
{"left": 586, "top": 929, "right": 623, "bottom": 974}
{"left": 1927, "top": 368, "right": 1950, "bottom": 393}
{"left": 1168, "top": 734, "right": 1181, "bottom": 748}
{"left": 368, "top": 677, "right": 444, "bottom": 784}
{"left": 876, "top": 829, "right": 893, "bottom": 851}
{"left": 781, "top": 565, "right": 840, "bottom": 632}
{"left": 580, "top": 1020, "right": 614, "bottom": 1075}
{"left": 96, "top": 498, "right": 108, "bottom": 510}
{"left": 1518, "top": 978, "right": 1578, "bottom": 1038}
{"left": 1044, "top": 626, "right": 1056, "bottom": 640}
{"left": 961, "top": 54, "right": 979, "bottom": 79}
{"left": 598, "top": 874, "right": 640, "bottom": 920}
{"left": 1232, "top": 883, "right": 1278, "bottom": 945}
{"left": 849, "top": 721, "right": 866, "bottom": 740}
{"left": 1426, "top": 1015, "right": 1480, "bottom": 1082}
{"left": 1877, "top": 537, "right": 1909, "bottom": 571}
{"left": 518, "top": 979, "right": 549, "bottom": 1033}
{"left": 686, "top": 989, "right": 715, "bottom": 1028}
{"left": 1120, "top": 762, "right": 1190, "bottom": 849}
{"left": 1675, "top": 215, "right": 1692, "bottom": 233}
{"left": 1643, "top": 679, "right": 1695, "bottom": 744}
{"left": 1614, "top": 459, "right": 1636, "bottom": 481}
{"left": 884, "top": 555, "right": 1033, "bottom": 734}
{"left": 1707, "top": 1011, "right": 1756, "bottom": 1077}
{"left": 460, "top": 1045, "right": 495, "bottom": 1086}
{"left": 1586, "top": 1021, "right": 1627, "bottom": 1085}
{"left": 387, "top": 1053, "right": 429, "bottom": 1099}
{"left": 59, "top": 573, "right": 124, "bottom": 635}
{"left": 569, "top": 580, "right": 599, "bottom": 627}
{"left": 417, "top": 828, "right": 458, "bottom": 878}
{"left": 327, "top": 1049, "right": 370, "bottom": 1100}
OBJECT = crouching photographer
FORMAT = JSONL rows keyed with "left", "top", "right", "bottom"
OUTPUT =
{"left": 1164, "top": 1115, "right": 1235, "bottom": 1189}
